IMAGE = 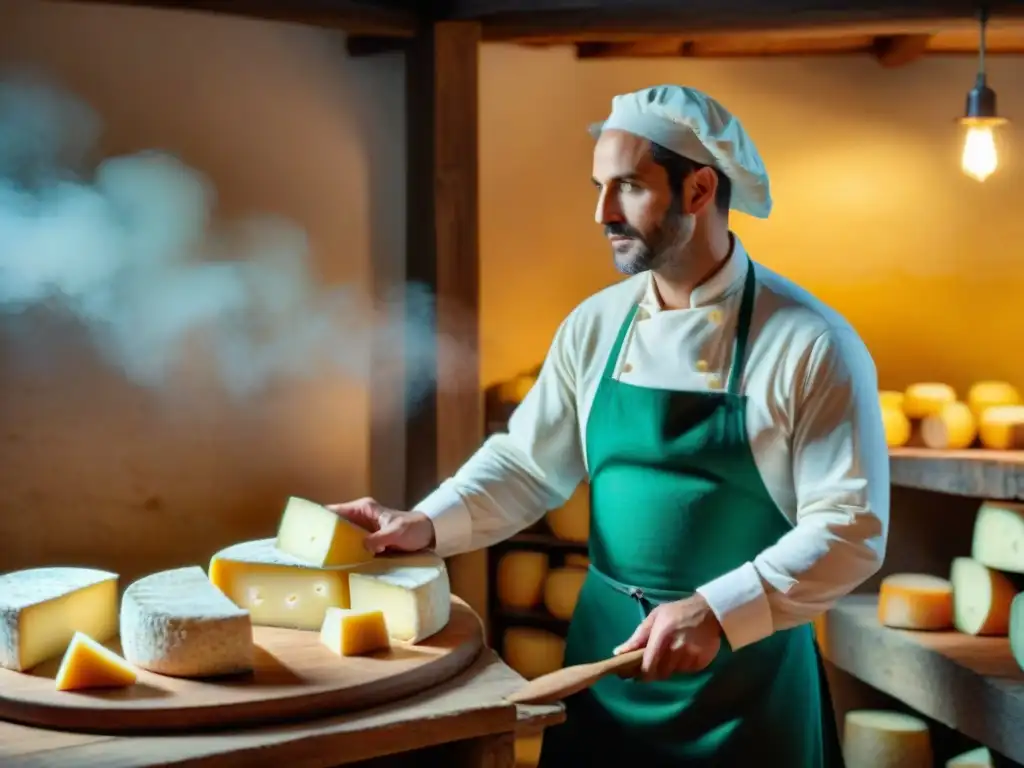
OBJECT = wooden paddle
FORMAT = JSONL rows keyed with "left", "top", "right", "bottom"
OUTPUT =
{"left": 504, "top": 649, "right": 646, "bottom": 705}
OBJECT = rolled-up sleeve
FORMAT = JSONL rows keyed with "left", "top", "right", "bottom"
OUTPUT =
{"left": 697, "top": 327, "right": 890, "bottom": 650}
{"left": 414, "top": 317, "right": 588, "bottom": 558}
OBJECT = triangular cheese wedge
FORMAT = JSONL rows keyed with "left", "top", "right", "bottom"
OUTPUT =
{"left": 55, "top": 631, "right": 137, "bottom": 691}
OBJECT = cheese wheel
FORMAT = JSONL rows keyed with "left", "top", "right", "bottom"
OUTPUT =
{"left": 950, "top": 556, "right": 1019, "bottom": 636}
{"left": 881, "top": 405, "right": 912, "bottom": 448}
{"left": 546, "top": 484, "right": 590, "bottom": 543}
{"left": 878, "top": 390, "right": 905, "bottom": 411}
{"left": 978, "top": 405, "right": 1024, "bottom": 450}
{"left": 515, "top": 734, "right": 544, "bottom": 766}
{"left": 903, "top": 383, "right": 956, "bottom": 419}
{"left": 496, "top": 551, "right": 549, "bottom": 609}
{"left": 842, "top": 709, "right": 932, "bottom": 768}
{"left": 502, "top": 627, "right": 565, "bottom": 680}
{"left": 971, "top": 501, "right": 1024, "bottom": 574}
{"left": 968, "top": 381, "right": 1021, "bottom": 421}
{"left": 947, "top": 746, "right": 993, "bottom": 767}
{"left": 920, "top": 401, "right": 977, "bottom": 450}
{"left": 543, "top": 567, "right": 587, "bottom": 621}
{"left": 563, "top": 554, "right": 589, "bottom": 568}
{"left": 877, "top": 573, "right": 953, "bottom": 630}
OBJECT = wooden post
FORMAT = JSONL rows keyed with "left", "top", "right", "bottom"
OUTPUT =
{"left": 405, "top": 21, "right": 488, "bottom": 625}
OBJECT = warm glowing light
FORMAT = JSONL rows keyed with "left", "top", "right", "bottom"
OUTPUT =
{"left": 960, "top": 121, "right": 1001, "bottom": 182}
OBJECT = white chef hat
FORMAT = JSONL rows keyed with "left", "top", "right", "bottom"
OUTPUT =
{"left": 588, "top": 85, "right": 772, "bottom": 219}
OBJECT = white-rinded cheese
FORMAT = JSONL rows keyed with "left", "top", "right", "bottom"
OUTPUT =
{"left": 543, "top": 567, "right": 587, "bottom": 621}
{"left": 878, "top": 390, "right": 905, "bottom": 411}
{"left": 320, "top": 607, "right": 390, "bottom": 657}
{"left": 877, "top": 573, "right": 953, "bottom": 630}
{"left": 978, "top": 405, "right": 1024, "bottom": 450}
{"left": 54, "top": 632, "right": 137, "bottom": 691}
{"left": 920, "top": 402, "right": 977, "bottom": 450}
{"left": 967, "top": 381, "right": 1021, "bottom": 421}
{"left": 502, "top": 627, "right": 565, "bottom": 680}
{"left": 275, "top": 496, "right": 374, "bottom": 567}
{"left": 348, "top": 552, "right": 451, "bottom": 643}
{"left": 881, "top": 404, "right": 912, "bottom": 448}
{"left": 947, "top": 746, "right": 993, "bottom": 767}
{"left": 1009, "top": 593, "right": 1024, "bottom": 673}
{"left": 496, "top": 551, "right": 548, "bottom": 609}
{"left": 950, "top": 556, "right": 1019, "bottom": 636}
{"left": 546, "top": 484, "right": 590, "bottom": 543}
{"left": 209, "top": 538, "right": 353, "bottom": 630}
{"left": 120, "top": 566, "right": 254, "bottom": 678}
{"left": 0, "top": 567, "right": 118, "bottom": 672}
{"left": 842, "top": 709, "right": 932, "bottom": 768}
{"left": 971, "top": 501, "right": 1024, "bottom": 574}
{"left": 903, "top": 383, "right": 957, "bottom": 420}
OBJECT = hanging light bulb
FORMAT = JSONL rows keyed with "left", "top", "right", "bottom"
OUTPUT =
{"left": 959, "top": 6, "right": 1007, "bottom": 182}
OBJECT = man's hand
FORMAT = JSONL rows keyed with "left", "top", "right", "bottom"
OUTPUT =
{"left": 326, "top": 498, "right": 436, "bottom": 555}
{"left": 613, "top": 595, "right": 723, "bottom": 680}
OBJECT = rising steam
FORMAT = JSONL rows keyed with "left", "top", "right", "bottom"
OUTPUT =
{"left": 0, "top": 72, "right": 464, "bottom": 405}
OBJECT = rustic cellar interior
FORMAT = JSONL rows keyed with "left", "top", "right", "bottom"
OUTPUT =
{"left": 1, "top": 0, "right": 1024, "bottom": 765}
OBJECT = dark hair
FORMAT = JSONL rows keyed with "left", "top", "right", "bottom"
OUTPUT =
{"left": 650, "top": 142, "right": 731, "bottom": 216}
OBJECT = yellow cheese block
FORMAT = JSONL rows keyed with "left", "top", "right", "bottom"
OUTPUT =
{"left": 209, "top": 539, "right": 352, "bottom": 630}
{"left": 563, "top": 554, "right": 589, "bottom": 568}
{"left": 55, "top": 632, "right": 137, "bottom": 692}
{"left": 842, "top": 710, "right": 932, "bottom": 768}
{"left": 978, "top": 405, "right": 1024, "bottom": 450}
{"left": 502, "top": 627, "right": 565, "bottom": 680}
{"left": 878, "top": 390, "right": 905, "bottom": 411}
{"left": 877, "top": 573, "right": 953, "bottom": 630}
{"left": 903, "top": 383, "right": 956, "bottom": 420}
{"left": 496, "top": 551, "right": 549, "bottom": 609}
{"left": 0, "top": 567, "right": 119, "bottom": 672}
{"left": 920, "top": 401, "right": 976, "bottom": 450}
{"left": 968, "top": 381, "right": 1021, "bottom": 421}
{"left": 971, "top": 501, "right": 1024, "bottom": 574}
{"left": 275, "top": 496, "right": 374, "bottom": 567}
{"left": 1010, "top": 593, "right": 1024, "bottom": 673}
{"left": 320, "top": 607, "right": 390, "bottom": 657}
{"left": 881, "top": 404, "right": 912, "bottom": 448}
{"left": 951, "top": 556, "right": 1019, "bottom": 636}
{"left": 947, "top": 746, "right": 993, "bottom": 767}
{"left": 543, "top": 567, "right": 587, "bottom": 621}
{"left": 546, "top": 484, "right": 590, "bottom": 543}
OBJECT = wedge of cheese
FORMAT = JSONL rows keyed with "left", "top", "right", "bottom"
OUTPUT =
{"left": 877, "top": 573, "right": 953, "bottom": 630}
{"left": 348, "top": 552, "right": 451, "bottom": 643}
{"left": 496, "top": 551, "right": 548, "bottom": 609}
{"left": 320, "top": 607, "right": 390, "bottom": 657}
{"left": 275, "top": 496, "right": 373, "bottom": 567}
{"left": 209, "top": 538, "right": 354, "bottom": 630}
{"left": 1009, "top": 593, "right": 1024, "bottom": 673}
{"left": 947, "top": 746, "right": 993, "bottom": 767}
{"left": 967, "top": 381, "right": 1021, "bottom": 421}
{"left": 0, "top": 567, "right": 118, "bottom": 672}
{"left": 121, "top": 566, "right": 253, "bottom": 678}
{"left": 54, "top": 632, "right": 137, "bottom": 691}
{"left": 951, "top": 556, "right": 1018, "bottom": 636}
{"left": 903, "top": 383, "right": 956, "bottom": 420}
{"left": 971, "top": 501, "right": 1024, "bottom": 574}
{"left": 842, "top": 710, "right": 932, "bottom": 768}
{"left": 543, "top": 567, "right": 587, "bottom": 621}
{"left": 978, "top": 405, "right": 1024, "bottom": 450}
{"left": 920, "top": 401, "right": 976, "bottom": 450}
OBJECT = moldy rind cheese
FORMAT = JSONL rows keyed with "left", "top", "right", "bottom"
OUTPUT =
{"left": 320, "top": 607, "right": 390, "bottom": 657}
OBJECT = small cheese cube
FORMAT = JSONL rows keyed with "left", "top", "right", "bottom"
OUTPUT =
{"left": 55, "top": 632, "right": 137, "bottom": 691}
{"left": 842, "top": 710, "right": 932, "bottom": 768}
{"left": 320, "top": 608, "right": 390, "bottom": 657}
{"left": 877, "top": 573, "right": 953, "bottom": 630}
{"left": 920, "top": 401, "right": 976, "bottom": 450}
{"left": 275, "top": 496, "right": 373, "bottom": 567}
{"left": 951, "top": 556, "right": 1018, "bottom": 636}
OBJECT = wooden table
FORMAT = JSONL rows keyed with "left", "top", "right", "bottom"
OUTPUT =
{"left": 0, "top": 650, "right": 565, "bottom": 768}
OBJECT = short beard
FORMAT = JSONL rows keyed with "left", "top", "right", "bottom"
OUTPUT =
{"left": 611, "top": 212, "right": 695, "bottom": 277}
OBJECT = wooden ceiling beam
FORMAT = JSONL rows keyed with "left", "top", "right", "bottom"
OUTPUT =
{"left": 872, "top": 33, "right": 933, "bottom": 66}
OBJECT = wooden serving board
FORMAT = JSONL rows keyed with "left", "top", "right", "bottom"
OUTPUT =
{"left": 0, "top": 597, "right": 483, "bottom": 735}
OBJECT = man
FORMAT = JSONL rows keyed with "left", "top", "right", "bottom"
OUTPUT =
{"left": 331, "top": 85, "right": 889, "bottom": 766}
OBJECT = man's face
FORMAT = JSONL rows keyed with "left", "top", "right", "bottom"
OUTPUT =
{"left": 592, "top": 130, "right": 694, "bottom": 275}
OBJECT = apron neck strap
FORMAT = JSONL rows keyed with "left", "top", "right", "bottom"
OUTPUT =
{"left": 602, "top": 304, "right": 639, "bottom": 380}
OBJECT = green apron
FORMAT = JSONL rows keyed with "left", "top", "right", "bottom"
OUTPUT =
{"left": 537, "top": 262, "right": 843, "bottom": 767}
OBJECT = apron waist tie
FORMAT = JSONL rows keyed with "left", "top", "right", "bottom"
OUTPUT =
{"left": 587, "top": 564, "right": 694, "bottom": 620}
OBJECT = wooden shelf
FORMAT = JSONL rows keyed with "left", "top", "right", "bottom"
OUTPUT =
{"left": 821, "top": 595, "right": 1024, "bottom": 763}
{"left": 889, "top": 448, "right": 1024, "bottom": 501}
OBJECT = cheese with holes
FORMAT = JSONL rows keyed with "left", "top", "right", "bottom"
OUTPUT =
{"left": 947, "top": 746, "right": 993, "bottom": 767}
{"left": 878, "top": 390, "right": 905, "bottom": 411}
{"left": 903, "top": 383, "right": 956, "bottom": 420}
{"left": 971, "top": 501, "right": 1024, "bottom": 574}
{"left": 55, "top": 632, "right": 137, "bottom": 691}
{"left": 920, "top": 401, "right": 976, "bottom": 450}
{"left": 877, "top": 573, "right": 953, "bottom": 630}
{"left": 209, "top": 538, "right": 353, "bottom": 630}
{"left": 275, "top": 496, "right": 373, "bottom": 567}
{"left": 348, "top": 553, "right": 450, "bottom": 643}
{"left": 503, "top": 627, "right": 565, "bottom": 680}
{"left": 842, "top": 710, "right": 932, "bottom": 768}
{"left": 496, "top": 551, "right": 548, "bottom": 609}
{"left": 0, "top": 567, "right": 118, "bottom": 672}
{"left": 121, "top": 566, "right": 253, "bottom": 678}
{"left": 978, "top": 405, "right": 1024, "bottom": 450}
{"left": 543, "top": 567, "right": 587, "bottom": 621}
{"left": 1009, "top": 593, "right": 1024, "bottom": 673}
{"left": 320, "top": 607, "right": 390, "bottom": 657}
{"left": 968, "top": 381, "right": 1020, "bottom": 421}
{"left": 881, "top": 405, "right": 912, "bottom": 448}
{"left": 546, "top": 484, "right": 590, "bottom": 542}
{"left": 951, "top": 557, "right": 1018, "bottom": 636}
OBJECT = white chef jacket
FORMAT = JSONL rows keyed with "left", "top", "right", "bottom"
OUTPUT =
{"left": 416, "top": 236, "right": 890, "bottom": 652}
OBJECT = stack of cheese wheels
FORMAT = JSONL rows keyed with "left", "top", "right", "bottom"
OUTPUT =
{"left": 546, "top": 484, "right": 590, "bottom": 543}
{"left": 842, "top": 709, "right": 932, "bottom": 768}
{"left": 502, "top": 627, "right": 565, "bottom": 680}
